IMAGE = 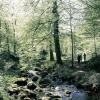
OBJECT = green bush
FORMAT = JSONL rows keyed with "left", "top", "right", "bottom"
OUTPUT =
{"left": 86, "top": 55, "right": 100, "bottom": 72}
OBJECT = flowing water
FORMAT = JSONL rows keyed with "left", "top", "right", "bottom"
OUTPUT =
{"left": 41, "top": 84, "right": 87, "bottom": 100}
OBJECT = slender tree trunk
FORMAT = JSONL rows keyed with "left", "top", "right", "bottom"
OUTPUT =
{"left": 93, "top": 28, "right": 97, "bottom": 56}
{"left": 6, "top": 37, "right": 10, "bottom": 52}
{"left": 0, "top": 19, "right": 1, "bottom": 49}
{"left": 5, "top": 23, "right": 10, "bottom": 52}
{"left": 69, "top": 0, "right": 74, "bottom": 67}
{"left": 52, "top": 1, "right": 62, "bottom": 64}
{"left": 49, "top": 42, "right": 54, "bottom": 61}
{"left": 13, "top": 25, "right": 16, "bottom": 54}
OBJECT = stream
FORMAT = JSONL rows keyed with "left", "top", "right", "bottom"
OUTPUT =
{"left": 41, "top": 84, "right": 87, "bottom": 100}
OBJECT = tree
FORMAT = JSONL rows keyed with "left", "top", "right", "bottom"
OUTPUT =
{"left": 52, "top": 0, "right": 62, "bottom": 64}
{"left": 80, "top": 0, "right": 100, "bottom": 56}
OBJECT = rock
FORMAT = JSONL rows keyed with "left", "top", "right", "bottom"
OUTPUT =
{"left": 89, "top": 73, "right": 100, "bottom": 86}
{"left": 50, "top": 95, "right": 61, "bottom": 99}
{"left": 39, "top": 78, "right": 51, "bottom": 88}
{"left": 14, "top": 78, "right": 27, "bottom": 86}
{"left": 75, "top": 84, "right": 85, "bottom": 90}
{"left": 32, "top": 76, "right": 39, "bottom": 82}
{"left": 38, "top": 88, "right": 43, "bottom": 92}
{"left": 42, "top": 97, "right": 50, "bottom": 100}
{"left": 18, "top": 92, "right": 26, "bottom": 100}
{"left": 82, "top": 83, "right": 93, "bottom": 91}
{"left": 28, "top": 70, "right": 38, "bottom": 78}
{"left": 45, "top": 92, "right": 53, "bottom": 97}
{"left": 18, "top": 89, "right": 37, "bottom": 100}
{"left": 7, "top": 86, "right": 20, "bottom": 96}
{"left": 41, "top": 71, "right": 48, "bottom": 78}
{"left": 72, "top": 71, "right": 86, "bottom": 82}
{"left": 27, "top": 82, "right": 37, "bottom": 90}
{"left": 24, "top": 89, "right": 37, "bottom": 99}
{"left": 23, "top": 97, "right": 31, "bottom": 100}
{"left": 0, "top": 97, "right": 3, "bottom": 100}
{"left": 20, "top": 71, "right": 29, "bottom": 77}
{"left": 34, "top": 67, "right": 42, "bottom": 72}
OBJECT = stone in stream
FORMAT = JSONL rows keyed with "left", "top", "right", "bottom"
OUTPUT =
{"left": 27, "top": 82, "right": 37, "bottom": 90}
{"left": 34, "top": 67, "right": 42, "bottom": 72}
{"left": 39, "top": 78, "right": 51, "bottom": 88}
{"left": 18, "top": 89, "right": 37, "bottom": 100}
{"left": 7, "top": 85, "right": 20, "bottom": 96}
{"left": 14, "top": 78, "right": 28, "bottom": 86}
{"left": 23, "top": 97, "right": 31, "bottom": 100}
{"left": 18, "top": 92, "right": 27, "bottom": 100}
{"left": 41, "top": 71, "right": 48, "bottom": 78}
{"left": 0, "top": 97, "right": 3, "bottom": 100}
{"left": 32, "top": 75, "right": 39, "bottom": 82}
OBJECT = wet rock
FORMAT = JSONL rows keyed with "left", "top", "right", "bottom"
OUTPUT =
{"left": 27, "top": 82, "right": 37, "bottom": 90}
{"left": 0, "top": 97, "right": 3, "bottom": 100}
{"left": 45, "top": 92, "right": 53, "bottom": 97}
{"left": 82, "top": 83, "right": 93, "bottom": 91}
{"left": 39, "top": 78, "right": 51, "bottom": 88}
{"left": 89, "top": 73, "right": 100, "bottom": 86}
{"left": 14, "top": 78, "right": 27, "bottom": 86}
{"left": 18, "top": 92, "right": 26, "bottom": 100}
{"left": 72, "top": 71, "right": 86, "bottom": 81}
{"left": 32, "top": 75, "right": 39, "bottom": 82}
{"left": 28, "top": 70, "right": 38, "bottom": 78}
{"left": 41, "top": 71, "right": 48, "bottom": 78}
{"left": 42, "top": 97, "right": 50, "bottom": 100}
{"left": 7, "top": 86, "right": 20, "bottom": 96}
{"left": 24, "top": 89, "right": 37, "bottom": 99}
{"left": 23, "top": 97, "right": 31, "bottom": 100}
{"left": 34, "top": 67, "right": 42, "bottom": 72}
{"left": 75, "top": 84, "right": 85, "bottom": 90}
{"left": 50, "top": 95, "right": 61, "bottom": 99}
{"left": 18, "top": 89, "right": 37, "bottom": 100}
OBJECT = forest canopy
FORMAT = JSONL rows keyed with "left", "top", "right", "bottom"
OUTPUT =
{"left": 0, "top": 0, "right": 100, "bottom": 100}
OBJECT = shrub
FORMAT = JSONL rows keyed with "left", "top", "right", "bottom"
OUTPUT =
{"left": 86, "top": 55, "right": 100, "bottom": 72}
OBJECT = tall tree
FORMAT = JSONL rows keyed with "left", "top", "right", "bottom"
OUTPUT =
{"left": 69, "top": 0, "right": 74, "bottom": 67}
{"left": 52, "top": 0, "right": 62, "bottom": 64}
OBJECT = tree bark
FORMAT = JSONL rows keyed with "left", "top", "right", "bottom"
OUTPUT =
{"left": 49, "top": 42, "right": 54, "bottom": 61}
{"left": 52, "top": 1, "right": 62, "bottom": 64}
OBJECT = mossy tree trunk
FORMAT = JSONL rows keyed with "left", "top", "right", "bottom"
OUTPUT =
{"left": 52, "top": 0, "right": 62, "bottom": 64}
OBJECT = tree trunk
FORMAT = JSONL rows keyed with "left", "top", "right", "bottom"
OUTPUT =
{"left": 49, "top": 43, "right": 54, "bottom": 61}
{"left": 13, "top": 28, "right": 16, "bottom": 54}
{"left": 52, "top": 1, "right": 62, "bottom": 64}
{"left": 5, "top": 23, "right": 10, "bottom": 52}
{"left": 69, "top": 0, "right": 74, "bottom": 67}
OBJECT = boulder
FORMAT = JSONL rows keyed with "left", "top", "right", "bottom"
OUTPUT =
{"left": 18, "top": 92, "right": 26, "bottom": 100}
{"left": 23, "top": 97, "right": 31, "bottom": 100}
{"left": 89, "top": 73, "right": 100, "bottom": 86}
{"left": 39, "top": 78, "right": 51, "bottom": 88}
{"left": 7, "top": 86, "right": 20, "bottom": 96}
{"left": 14, "top": 78, "right": 27, "bottom": 86}
{"left": 72, "top": 71, "right": 86, "bottom": 81}
{"left": 32, "top": 75, "right": 39, "bottom": 82}
{"left": 41, "top": 71, "right": 48, "bottom": 78}
{"left": 0, "top": 97, "right": 3, "bottom": 100}
{"left": 34, "top": 67, "right": 42, "bottom": 72}
{"left": 24, "top": 89, "right": 37, "bottom": 99}
{"left": 27, "top": 82, "right": 37, "bottom": 90}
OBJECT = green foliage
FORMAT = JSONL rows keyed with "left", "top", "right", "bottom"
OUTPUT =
{"left": 41, "top": 61, "right": 56, "bottom": 70}
{"left": 86, "top": 55, "right": 100, "bottom": 72}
